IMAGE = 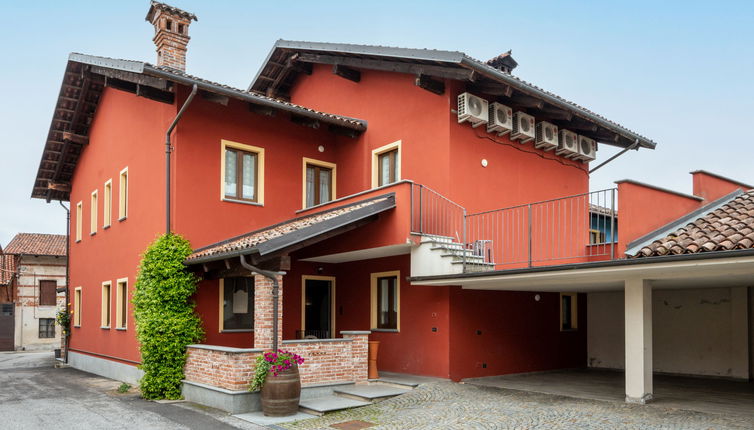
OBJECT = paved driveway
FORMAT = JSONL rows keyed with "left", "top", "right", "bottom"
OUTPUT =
{"left": 0, "top": 351, "right": 261, "bottom": 430}
{"left": 279, "top": 381, "right": 754, "bottom": 430}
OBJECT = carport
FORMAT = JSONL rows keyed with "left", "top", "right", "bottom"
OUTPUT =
{"left": 411, "top": 249, "right": 754, "bottom": 405}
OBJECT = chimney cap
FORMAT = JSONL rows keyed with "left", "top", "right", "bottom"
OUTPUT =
{"left": 486, "top": 50, "right": 518, "bottom": 73}
{"left": 145, "top": 1, "right": 197, "bottom": 23}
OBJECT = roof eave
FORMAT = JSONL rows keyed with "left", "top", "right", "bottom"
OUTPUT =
{"left": 458, "top": 57, "right": 657, "bottom": 150}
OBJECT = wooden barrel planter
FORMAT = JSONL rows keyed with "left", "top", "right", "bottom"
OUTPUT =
{"left": 260, "top": 364, "right": 301, "bottom": 416}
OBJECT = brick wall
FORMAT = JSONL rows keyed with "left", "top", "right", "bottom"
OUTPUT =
{"left": 184, "top": 331, "right": 370, "bottom": 392}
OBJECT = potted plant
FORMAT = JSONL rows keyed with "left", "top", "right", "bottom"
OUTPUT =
{"left": 249, "top": 350, "right": 305, "bottom": 416}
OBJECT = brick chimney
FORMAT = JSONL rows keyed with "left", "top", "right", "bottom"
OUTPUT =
{"left": 145, "top": 1, "right": 197, "bottom": 71}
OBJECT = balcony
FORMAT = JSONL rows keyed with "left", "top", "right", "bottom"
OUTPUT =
{"left": 410, "top": 184, "right": 618, "bottom": 272}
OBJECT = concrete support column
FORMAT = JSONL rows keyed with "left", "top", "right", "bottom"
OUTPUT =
{"left": 624, "top": 278, "right": 653, "bottom": 404}
{"left": 253, "top": 274, "right": 283, "bottom": 350}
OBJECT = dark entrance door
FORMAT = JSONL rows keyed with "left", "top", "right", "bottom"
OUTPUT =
{"left": 0, "top": 303, "right": 14, "bottom": 351}
{"left": 302, "top": 279, "right": 332, "bottom": 339}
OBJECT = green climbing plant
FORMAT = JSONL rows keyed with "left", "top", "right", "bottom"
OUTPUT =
{"left": 132, "top": 233, "right": 204, "bottom": 400}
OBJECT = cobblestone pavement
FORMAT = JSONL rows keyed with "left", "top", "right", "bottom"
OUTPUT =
{"left": 278, "top": 382, "right": 754, "bottom": 430}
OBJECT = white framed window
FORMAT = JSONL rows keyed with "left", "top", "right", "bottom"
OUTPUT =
{"left": 371, "top": 141, "right": 401, "bottom": 188}
{"left": 220, "top": 140, "right": 265, "bottom": 205}
{"left": 75, "top": 201, "right": 83, "bottom": 242}
{"left": 370, "top": 271, "right": 400, "bottom": 331}
{"left": 302, "top": 158, "right": 336, "bottom": 208}
{"left": 90, "top": 190, "right": 98, "bottom": 235}
{"left": 103, "top": 179, "right": 112, "bottom": 228}
{"left": 101, "top": 281, "right": 111, "bottom": 328}
{"left": 118, "top": 167, "right": 128, "bottom": 221}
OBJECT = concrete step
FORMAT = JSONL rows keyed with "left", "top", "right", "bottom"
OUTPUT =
{"left": 418, "top": 234, "right": 456, "bottom": 243}
{"left": 333, "top": 384, "right": 410, "bottom": 403}
{"left": 298, "top": 395, "right": 370, "bottom": 416}
{"left": 440, "top": 253, "right": 486, "bottom": 262}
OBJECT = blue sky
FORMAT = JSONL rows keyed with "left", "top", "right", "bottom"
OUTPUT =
{"left": 1, "top": 0, "right": 753, "bottom": 246}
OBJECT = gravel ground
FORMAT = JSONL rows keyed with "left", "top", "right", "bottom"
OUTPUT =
{"left": 277, "top": 381, "right": 754, "bottom": 430}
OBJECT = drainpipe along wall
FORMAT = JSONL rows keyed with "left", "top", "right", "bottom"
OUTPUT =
{"left": 239, "top": 254, "right": 281, "bottom": 352}
{"left": 59, "top": 200, "right": 70, "bottom": 362}
{"left": 165, "top": 84, "right": 198, "bottom": 234}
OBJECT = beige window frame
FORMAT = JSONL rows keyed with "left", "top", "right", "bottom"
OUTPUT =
{"left": 101, "top": 281, "right": 111, "bottom": 328}
{"left": 115, "top": 278, "right": 128, "bottom": 329}
{"left": 118, "top": 167, "right": 128, "bottom": 221}
{"left": 103, "top": 179, "right": 112, "bottom": 228}
{"left": 74, "top": 287, "right": 82, "bottom": 327}
{"left": 218, "top": 277, "right": 255, "bottom": 332}
{"left": 300, "top": 275, "right": 337, "bottom": 337}
{"left": 302, "top": 158, "right": 337, "bottom": 209}
{"left": 560, "top": 292, "right": 578, "bottom": 331}
{"left": 220, "top": 140, "right": 265, "bottom": 205}
{"left": 75, "top": 201, "right": 83, "bottom": 242}
{"left": 370, "top": 270, "right": 401, "bottom": 331}
{"left": 90, "top": 190, "right": 98, "bottom": 235}
{"left": 371, "top": 141, "right": 402, "bottom": 188}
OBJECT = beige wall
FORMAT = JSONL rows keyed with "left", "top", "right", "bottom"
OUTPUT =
{"left": 13, "top": 255, "right": 66, "bottom": 351}
{"left": 588, "top": 286, "right": 751, "bottom": 379}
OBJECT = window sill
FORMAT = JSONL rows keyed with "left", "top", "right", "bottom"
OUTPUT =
{"left": 371, "top": 328, "right": 399, "bottom": 333}
{"left": 115, "top": 327, "right": 127, "bottom": 331}
{"left": 103, "top": 224, "right": 111, "bottom": 230}
{"left": 118, "top": 216, "right": 127, "bottom": 222}
{"left": 222, "top": 198, "right": 263, "bottom": 207}
{"left": 75, "top": 239, "right": 81, "bottom": 243}
{"left": 73, "top": 325, "right": 81, "bottom": 328}
{"left": 560, "top": 328, "right": 578, "bottom": 332}
{"left": 100, "top": 326, "right": 110, "bottom": 330}
{"left": 90, "top": 232, "right": 97, "bottom": 236}
{"left": 221, "top": 329, "right": 254, "bottom": 333}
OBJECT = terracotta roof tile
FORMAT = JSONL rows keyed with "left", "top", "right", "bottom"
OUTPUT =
{"left": 4, "top": 233, "right": 67, "bottom": 257}
{"left": 187, "top": 195, "right": 393, "bottom": 263}
{"left": 0, "top": 254, "right": 16, "bottom": 285}
{"left": 634, "top": 190, "right": 754, "bottom": 257}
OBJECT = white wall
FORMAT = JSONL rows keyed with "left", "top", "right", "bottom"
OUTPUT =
{"left": 588, "top": 286, "right": 751, "bottom": 379}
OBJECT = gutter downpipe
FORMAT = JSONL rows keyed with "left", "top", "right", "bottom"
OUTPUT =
{"left": 588, "top": 139, "right": 640, "bottom": 174}
{"left": 165, "top": 84, "right": 198, "bottom": 234}
{"left": 59, "top": 200, "right": 70, "bottom": 363}
{"left": 239, "top": 254, "right": 281, "bottom": 352}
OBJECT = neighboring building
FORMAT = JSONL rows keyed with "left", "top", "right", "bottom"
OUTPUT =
{"left": 28, "top": 2, "right": 752, "bottom": 411}
{"left": 0, "top": 233, "right": 67, "bottom": 351}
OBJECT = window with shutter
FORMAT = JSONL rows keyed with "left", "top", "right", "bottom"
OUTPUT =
{"left": 39, "top": 280, "right": 57, "bottom": 306}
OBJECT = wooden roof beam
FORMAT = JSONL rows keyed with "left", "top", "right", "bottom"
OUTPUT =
{"left": 415, "top": 74, "right": 445, "bottom": 95}
{"left": 296, "top": 53, "right": 475, "bottom": 81}
{"left": 62, "top": 131, "right": 88, "bottom": 146}
{"left": 332, "top": 64, "right": 361, "bottom": 83}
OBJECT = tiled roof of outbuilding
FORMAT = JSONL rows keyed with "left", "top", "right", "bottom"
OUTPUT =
{"left": 0, "top": 254, "right": 16, "bottom": 285}
{"left": 4, "top": 233, "right": 67, "bottom": 257}
{"left": 633, "top": 190, "right": 754, "bottom": 257}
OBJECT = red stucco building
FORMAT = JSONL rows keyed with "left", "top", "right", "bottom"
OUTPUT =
{"left": 31, "top": 2, "right": 754, "bottom": 413}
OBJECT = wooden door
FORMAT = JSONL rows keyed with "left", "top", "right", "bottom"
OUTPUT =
{"left": 0, "top": 303, "right": 14, "bottom": 351}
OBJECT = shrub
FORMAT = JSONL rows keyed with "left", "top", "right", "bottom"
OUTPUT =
{"left": 133, "top": 233, "right": 204, "bottom": 399}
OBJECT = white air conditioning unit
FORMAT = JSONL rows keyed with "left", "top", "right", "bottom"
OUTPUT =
{"left": 535, "top": 121, "right": 558, "bottom": 151}
{"left": 556, "top": 129, "right": 579, "bottom": 158}
{"left": 486, "top": 102, "right": 513, "bottom": 136}
{"left": 457, "top": 92, "right": 489, "bottom": 127}
{"left": 511, "top": 111, "right": 535, "bottom": 143}
{"left": 576, "top": 135, "right": 597, "bottom": 162}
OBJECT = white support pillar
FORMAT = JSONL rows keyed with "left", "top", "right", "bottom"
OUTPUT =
{"left": 624, "top": 278, "right": 653, "bottom": 404}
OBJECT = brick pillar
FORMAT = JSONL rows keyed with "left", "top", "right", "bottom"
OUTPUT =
{"left": 342, "top": 331, "right": 370, "bottom": 383}
{"left": 253, "top": 274, "right": 283, "bottom": 350}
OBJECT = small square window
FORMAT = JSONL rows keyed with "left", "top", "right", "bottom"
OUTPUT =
{"left": 39, "top": 318, "right": 55, "bottom": 339}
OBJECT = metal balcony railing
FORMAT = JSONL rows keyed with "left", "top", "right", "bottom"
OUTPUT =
{"left": 410, "top": 183, "right": 617, "bottom": 271}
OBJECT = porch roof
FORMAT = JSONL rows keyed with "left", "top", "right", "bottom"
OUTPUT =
{"left": 409, "top": 248, "right": 754, "bottom": 292}
{"left": 185, "top": 193, "right": 396, "bottom": 265}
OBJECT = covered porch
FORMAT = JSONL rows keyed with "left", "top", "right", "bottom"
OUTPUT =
{"left": 413, "top": 249, "right": 754, "bottom": 404}
{"left": 466, "top": 368, "right": 754, "bottom": 419}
